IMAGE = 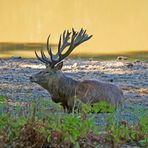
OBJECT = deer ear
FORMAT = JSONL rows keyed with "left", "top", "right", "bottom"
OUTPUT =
{"left": 55, "top": 62, "right": 63, "bottom": 70}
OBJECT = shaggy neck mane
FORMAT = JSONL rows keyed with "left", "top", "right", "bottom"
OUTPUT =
{"left": 59, "top": 74, "right": 79, "bottom": 96}
{"left": 48, "top": 72, "right": 79, "bottom": 98}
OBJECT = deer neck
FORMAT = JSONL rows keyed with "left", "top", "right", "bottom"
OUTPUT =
{"left": 47, "top": 71, "right": 79, "bottom": 98}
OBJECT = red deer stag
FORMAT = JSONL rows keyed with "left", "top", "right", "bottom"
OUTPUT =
{"left": 30, "top": 28, "right": 124, "bottom": 111}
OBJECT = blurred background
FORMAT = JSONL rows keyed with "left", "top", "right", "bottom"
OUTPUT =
{"left": 0, "top": 0, "right": 148, "bottom": 59}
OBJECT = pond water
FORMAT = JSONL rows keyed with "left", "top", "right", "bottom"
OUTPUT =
{"left": 0, "top": 43, "right": 148, "bottom": 61}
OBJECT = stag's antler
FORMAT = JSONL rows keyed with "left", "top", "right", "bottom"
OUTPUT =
{"left": 35, "top": 28, "right": 92, "bottom": 68}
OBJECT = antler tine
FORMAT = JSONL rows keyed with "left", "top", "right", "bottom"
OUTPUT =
{"left": 40, "top": 48, "right": 49, "bottom": 62}
{"left": 62, "top": 30, "right": 66, "bottom": 43}
{"left": 63, "top": 30, "right": 71, "bottom": 45}
{"left": 77, "top": 28, "right": 84, "bottom": 38}
{"left": 58, "top": 30, "right": 71, "bottom": 54}
{"left": 35, "top": 35, "right": 53, "bottom": 65}
{"left": 58, "top": 34, "right": 62, "bottom": 52}
{"left": 69, "top": 28, "right": 78, "bottom": 47}
{"left": 77, "top": 28, "right": 86, "bottom": 40}
{"left": 35, "top": 50, "right": 48, "bottom": 64}
{"left": 72, "top": 28, "right": 78, "bottom": 37}
{"left": 47, "top": 47, "right": 53, "bottom": 61}
{"left": 64, "top": 30, "right": 71, "bottom": 45}
{"left": 75, "top": 28, "right": 92, "bottom": 45}
{"left": 47, "top": 34, "right": 50, "bottom": 50}
{"left": 46, "top": 35, "right": 54, "bottom": 61}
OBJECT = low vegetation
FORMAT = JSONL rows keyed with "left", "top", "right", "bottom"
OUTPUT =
{"left": 0, "top": 95, "right": 148, "bottom": 147}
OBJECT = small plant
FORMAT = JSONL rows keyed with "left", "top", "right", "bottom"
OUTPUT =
{"left": 0, "top": 95, "right": 6, "bottom": 104}
{"left": 91, "top": 101, "right": 116, "bottom": 113}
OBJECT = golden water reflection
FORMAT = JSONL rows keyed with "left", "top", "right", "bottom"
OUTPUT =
{"left": 0, "top": 43, "right": 147, "bottom": 60}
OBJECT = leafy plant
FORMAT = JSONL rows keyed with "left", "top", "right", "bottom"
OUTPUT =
{"left": 0, "top": 95, "right": 148, "bottom": 147}
{"left": 91, "top": 101, "right": 116, "bottom": 113}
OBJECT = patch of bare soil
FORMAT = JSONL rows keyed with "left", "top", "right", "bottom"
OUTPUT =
{"left": 0, "top": 58, "right": 147, "bottom": 105}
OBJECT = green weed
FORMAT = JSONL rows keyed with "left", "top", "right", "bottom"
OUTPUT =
{"left": 0, "top": 95, "right": 147, "bottom": 147}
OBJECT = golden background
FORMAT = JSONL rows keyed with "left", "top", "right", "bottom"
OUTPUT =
{"left": 0, "top": 0, "right": 148, "bottom": 56}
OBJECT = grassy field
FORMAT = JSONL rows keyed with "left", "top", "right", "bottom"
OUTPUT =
{"left": 0, "top": 43, "right": 148, "bottom": 61}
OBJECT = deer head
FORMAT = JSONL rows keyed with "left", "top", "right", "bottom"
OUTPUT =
{"left": 30, "top": 28, "right": 92, "bottom": 88}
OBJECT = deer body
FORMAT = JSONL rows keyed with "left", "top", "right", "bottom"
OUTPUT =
{"left": 31, "top": 69, "right": 123, "bottom": 110}
{"left": 30, "top": 28, "right": 124, "bottom": 111}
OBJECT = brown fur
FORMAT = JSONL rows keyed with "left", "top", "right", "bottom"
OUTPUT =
{"left": 30, "top": 68, "right": 124, "bottom": 110}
